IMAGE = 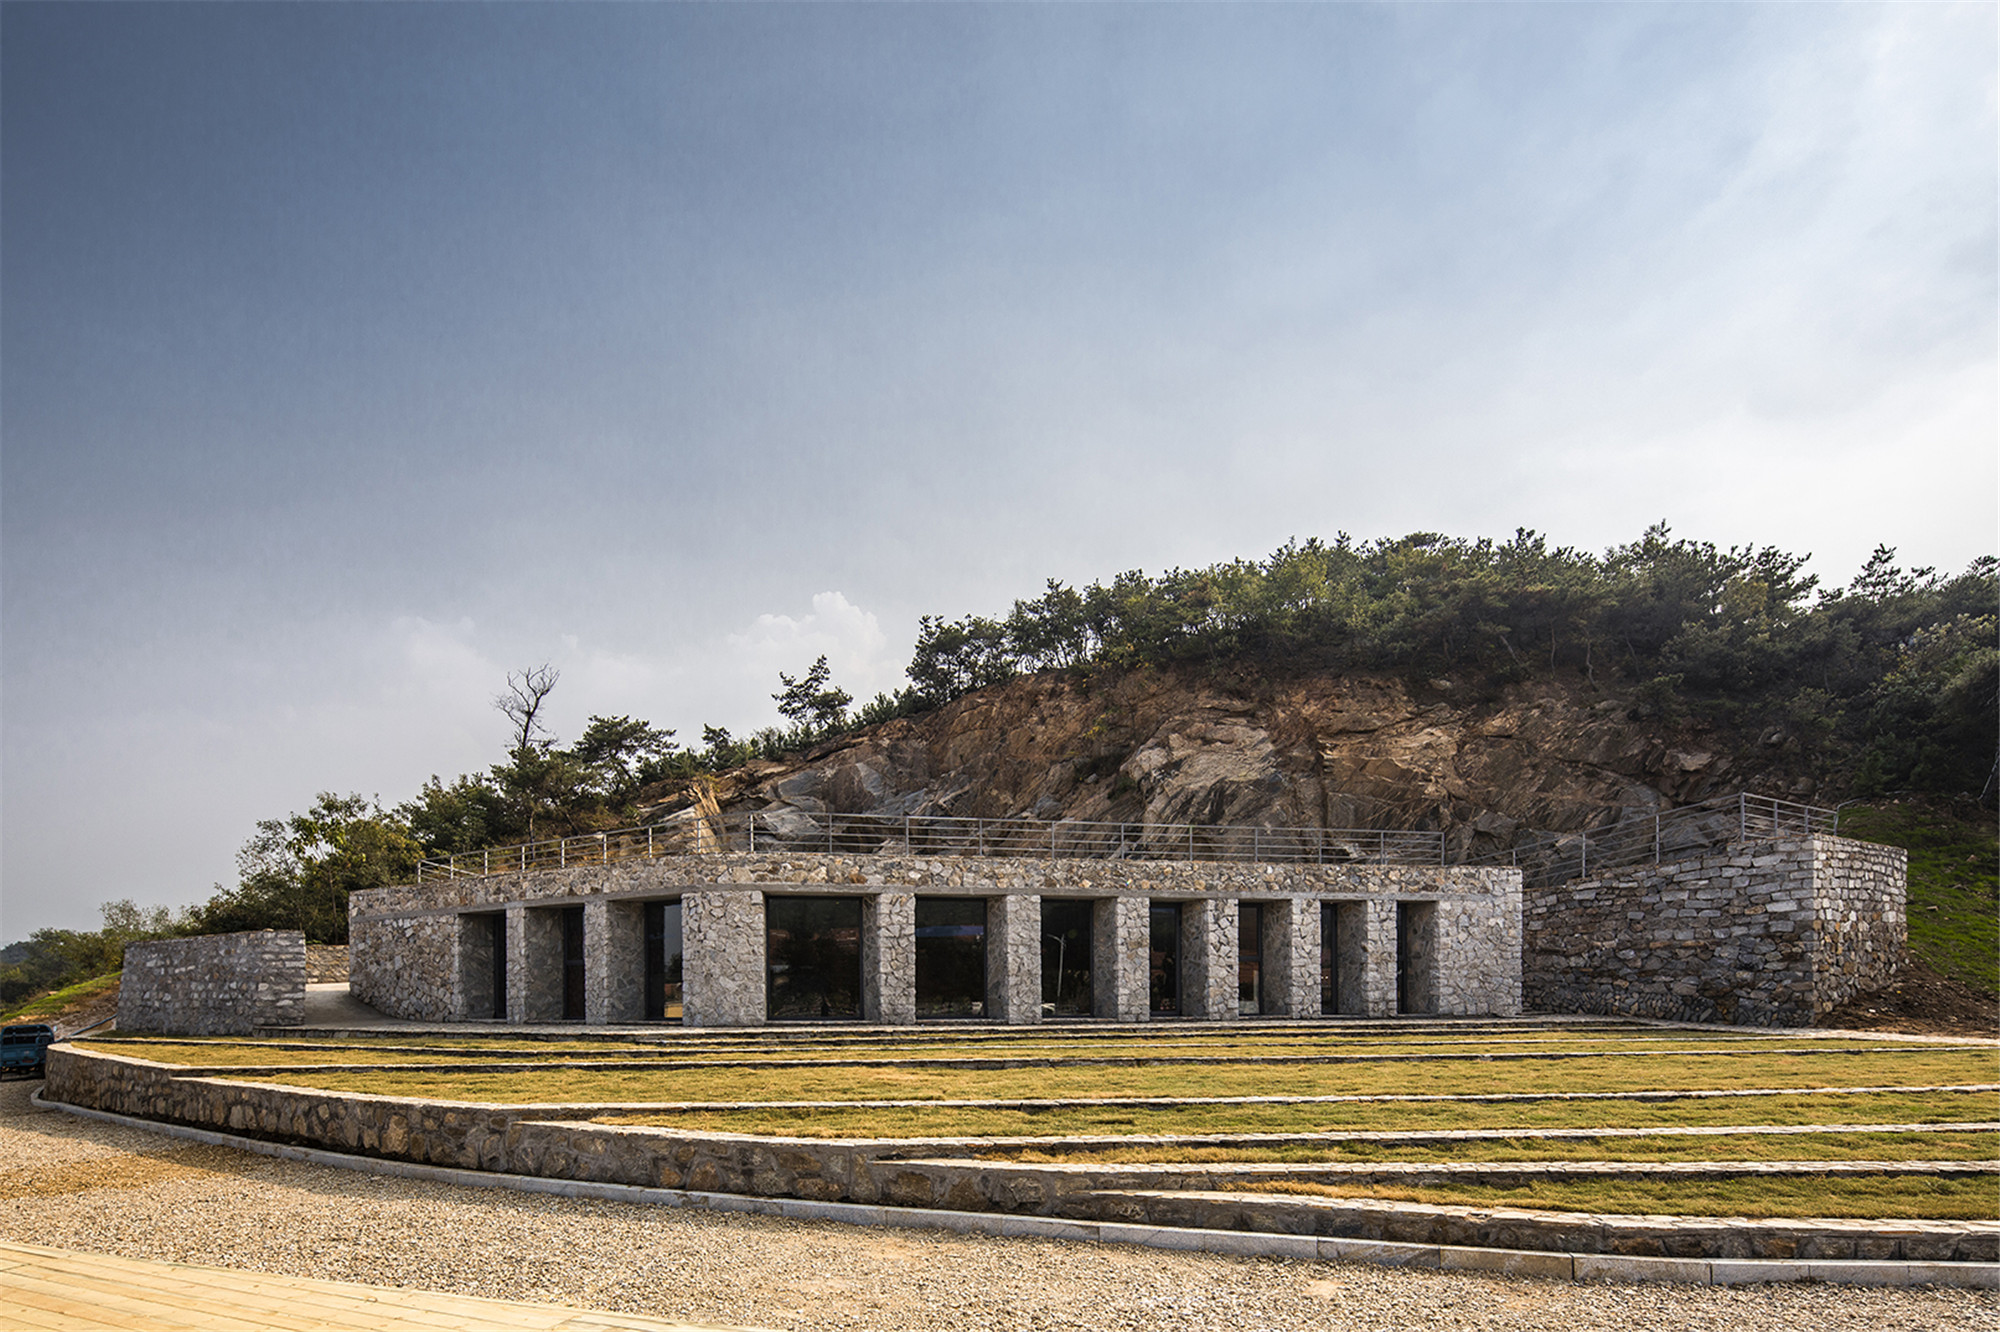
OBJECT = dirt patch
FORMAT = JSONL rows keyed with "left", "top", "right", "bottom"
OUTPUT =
{"left": 1821, "top": 954, "right": 1998, "bottom": 1039}
{"left": 0, "top": 1146, "right": 236, "bottom": 1200}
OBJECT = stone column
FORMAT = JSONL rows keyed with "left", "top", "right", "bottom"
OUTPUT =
{"left": 863, "top": 891, "right": 917, "bottom": 1025}
{"left": 503, "top": 907, "right": 529, "bottom": 1023}
{"left": 1093, "top": 897, "right": 1150, "bottom": 1022}
{"left": 519, "top": 907, "right": 567, "bottom": 1023}
{"left": 682, "top": 890, "right": 766, "bottom": 1027}
{"left": 585, "top": 899, "right": 645, "bottom": 1025}
{"left": 1180, "top": 898, "right": 1238, "bottom": 1020}
{"left": 1262, "top": 897, "right": 1320, "bottom": 1017}
{"left": 985, "top": 893, "right": 1042, "bottom": 1024}
{"left": 1361, "top": 898, "right": 1399, "bottom": 1017}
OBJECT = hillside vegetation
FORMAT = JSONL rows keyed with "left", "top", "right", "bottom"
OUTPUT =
{"left": 4, "top": 525, "right": 1992, "bottom": 1015}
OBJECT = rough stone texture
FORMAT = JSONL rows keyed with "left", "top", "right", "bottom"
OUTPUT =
{"left": 681, "top": 891, "right": 765, "bottom": 1027}
{"left": 350, "top": 853, "right": 1522, "bottom": 1027}
{"left": 116, "top": 932, "right": 306, "bottom": 1036}
{"left": 1262, "top": 897, "right": 1316, "bottom": 1017}
{"left": 520, "top": 907, "right": 569, "bottom": 1023}
{"left": 1180, "top": 899, "right": 1237, "bottom": 1021}
{"left": 587, "top": 899, "right": 645, "bottom": 1025}
{"left": 302, "top": 945, "right": 350, "bottom": 983}
{"left": 862, "top": 892, "right": 917, "bottom": 1025}
{"left": 1094, "top": 897, "right": 1151, "bottom": 1022}
{"left": 1361, "top": 899, "right": 1398, "bottom": 1017}
{"left": 639, "top": 667, "right": 1830, "bottom": 868}
{"left": 1523, "top": 836, "right": 1906, "bottom": 1027}
{"left": 349, "top": 914, "right": 458, "bottom": 1022}
{"left": 984, "top": 893, "right": 1041, "bottom": 1024}
{"left": 43, "top": 1046, "right": 1999, "bottom": 1265}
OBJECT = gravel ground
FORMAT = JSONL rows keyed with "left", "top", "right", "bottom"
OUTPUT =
{"left": 1, "top": 1081, "right": 1991, "bottom": 1332}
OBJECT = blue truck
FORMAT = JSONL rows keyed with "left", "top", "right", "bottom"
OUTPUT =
{"left": 0, "top": 1024, "right": 56, "bottom": 1079}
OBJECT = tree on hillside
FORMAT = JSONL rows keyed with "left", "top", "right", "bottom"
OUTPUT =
{"left": 571, "top": 714, "right": 679, "bottom": 801}
{"left": 188, "top": 794, "right": 420, "bottom": 944}
{"left": 774, "top": 656, "right": 852, "bottom": 731}
{"left": 496, "top": 664, "right": 560, "bottom": 753}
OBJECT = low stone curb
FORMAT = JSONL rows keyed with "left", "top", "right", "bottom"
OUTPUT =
{"left": 102, "top": 1041, "right": 1992, "bottom": 1081}
{"left": 34, "top": 1092, "right": 1999, "bottom": 1289}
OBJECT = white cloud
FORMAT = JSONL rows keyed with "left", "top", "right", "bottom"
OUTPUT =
{"left": 725, "top": 591, "right": 901, "bottom": 710}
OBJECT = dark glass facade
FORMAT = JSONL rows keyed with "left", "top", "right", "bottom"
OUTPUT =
{"left": 915, "top": 897, "right": 987, "bottom": 1018}
{"left": 766, "top": 896, "right": 863, "bottom": 1019}
{"left": 643, "top": 900, "right": 684, "bottom": 1021}
{"left": 1237, "top": 902, "right": 1263, "bottom": 1016}
{"left": 1319, "top": 900, "right": 1340, "bottom": 1015}
{"left": 1149, "top": 902, "right": 1180, "bottom": 1015}
{"left": 1040, "top": 900, "right": 1094, "bottom": 1017}
{"left": 559, "top": 906, "right": 585, "bottom": 1020}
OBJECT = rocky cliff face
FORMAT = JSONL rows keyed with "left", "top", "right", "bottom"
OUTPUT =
{"left": 649, "top": 666, "right": 1815, "bottom": 859}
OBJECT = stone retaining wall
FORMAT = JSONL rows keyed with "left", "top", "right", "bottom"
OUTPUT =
{"left": 1523, "top": 836, "right": 1905, "bottom": 1027}
{"left": 42, "top": 1045, "right": 1994, "bottom": 1264}
{"left": 304, "top": 945, "right": 350, "bottom": 984}
{"left": 351, "top": 853, "right": 1522, "bottom": 1027}
{"left": 116, "top": 931, "right": 306, "bottom": 1036}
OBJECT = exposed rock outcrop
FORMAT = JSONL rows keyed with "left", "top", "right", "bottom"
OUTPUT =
{"left": 640, "top": 666, "right": 1801, "bottom": 858}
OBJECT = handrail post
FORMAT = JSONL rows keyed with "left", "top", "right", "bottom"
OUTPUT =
{"left": 1654, "top": 814, "right": 1660, "bottom": 865}
{"left": 1738, "top": 791, "right": 1747, "bottom": 844}
{"left": 1187, "top": 823, "right": 1194, "bottom": 862}
{"left": 1252, "top": 826, "right": 1259, "bottom": 863}
{"left": 1049, "top": 821, "right": 1056, "bottom": 862}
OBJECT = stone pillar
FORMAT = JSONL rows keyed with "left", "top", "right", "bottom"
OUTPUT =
{"left": 985, "top": 893, "right": 1042, "bottom": 1025}
{"left": 1263, "top": 897, "right": 1320, "bottom": 1017}
{"left": 503, "top": 907, "right": 528, "bottom": 1023}
{"left": 1180, "top": 898, "right": 1238, "bottom": 1020}
{"left": 585, "top": 899, "right": 645, "bottom": 1025}
{"left": 683, "top": 890, "right": 766, "bottom": 1027}
{"left": 1093, "top": 897, "right": 1150, "bottom": 1021}
{"left": 1361, "top": 898, "right": 1399, "bottom": 1017}
{"left": 863, "top": 891, "right": 917, "bottom": 1025}
{"left": 519, "top": 907, "right": 567, "bottom": 1023}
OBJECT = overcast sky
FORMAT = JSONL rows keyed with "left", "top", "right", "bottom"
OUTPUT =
{"left": 3, "top": 3, "right": 1994, "bottom": 939}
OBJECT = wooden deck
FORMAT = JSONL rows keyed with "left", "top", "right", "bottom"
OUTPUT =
{"left": 0, "top": 1241, "right": 765, "bottom": 1332}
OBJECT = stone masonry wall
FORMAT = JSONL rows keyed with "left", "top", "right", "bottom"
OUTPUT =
{"left": 117, "top": 931, "right": 306, "bottom": 1035}
{"left": 43, "top": 1046, "right": 1994, "bottom": 1263}
{"left": 349, "top": 851, "right": 1523, "bottom": 1025}
{"left": 350, "top": 913, "right": 458, "bottom": 1022}
{"left": 1809, "top": 837, "right": 1906, "bottom": 1013}
{"left": 303, "top": 945, "right": 350, "bottom": 983}
{"left": 1523, "top": 836, "right": 1905, "bottom": 1027}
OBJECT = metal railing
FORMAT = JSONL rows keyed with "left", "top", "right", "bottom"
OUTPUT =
{"left": 412, "top": 790, "right": 1843, "bottom": 888}
{"left": 414, "top": 811, "right": 1449, "bottom": 882}
{"left": 1465, "top": 792, "right": 1839, "bottom": 890}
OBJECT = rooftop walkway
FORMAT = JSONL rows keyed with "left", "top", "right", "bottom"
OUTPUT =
{"left": 0, "top": 1240, "right": 763, "bottom": 1332}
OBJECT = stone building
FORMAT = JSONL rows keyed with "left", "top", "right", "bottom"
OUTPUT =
{"left": 349, "top": 849, "right": 1523, "bottom": 1026}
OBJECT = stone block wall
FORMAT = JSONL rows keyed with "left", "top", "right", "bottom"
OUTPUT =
{"left": 303, "top": 945, "right": 350, "bottom": 983}
{"left": 1523, "top": 836, "right": 1905, "bottom": 1027}
{"left": 348, "top": 850, "right": 1523, "bottom": 1026}
{"left": 117, "top": 931, "right": 306, "bottom": 1035}
{"left": 350, "top": 913, "right": 458, "bottom": 1022}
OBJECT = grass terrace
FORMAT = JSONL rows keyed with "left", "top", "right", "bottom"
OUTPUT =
{"left": 67, "top": 1019, "right": 2000, "bottom": 1225}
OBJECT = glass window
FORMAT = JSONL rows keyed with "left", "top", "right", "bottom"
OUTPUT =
{"left": 1040, "top": 900, "right": 1094, "bottom": 1017}
{"left": 1238, "top": 902, "right": 1263, "bottom": 1016}
{"left": 1149, "top": 902, "right": 1180, "bottom": 1015}
{"left": 643, "top": 900, "right": 683, "bottom": 1021}
{"left": 766, "top": 896, "right": 863, "bottom": 1019}
{"left": 916, "top": 897, "right": 987, "bottom": 1018}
